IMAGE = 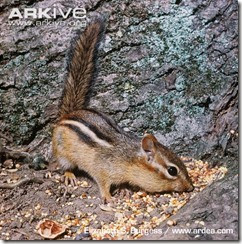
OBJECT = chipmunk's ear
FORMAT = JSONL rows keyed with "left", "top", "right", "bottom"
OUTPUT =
{"left": 141, "top": 134, "right": 158, "bottom": 161}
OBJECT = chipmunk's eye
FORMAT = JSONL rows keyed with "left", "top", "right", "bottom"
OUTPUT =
{"left": 168, "top": 166, "right": 178, "bottom": 176}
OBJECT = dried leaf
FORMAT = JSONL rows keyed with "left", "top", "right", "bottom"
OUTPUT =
{"left": 99, "top": 204, "right": 115, "bottom": 212}
{"left": 36, "top": 219, "right": 67, "bottom": 239}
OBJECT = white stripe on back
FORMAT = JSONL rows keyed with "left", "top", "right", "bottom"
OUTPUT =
{"left": 61, "top": 120, "right": 113, "bottom": 148}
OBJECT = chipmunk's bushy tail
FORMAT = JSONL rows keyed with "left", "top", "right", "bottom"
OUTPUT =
{"left": 59, "top": 19, "right": 105, "bottom": 117}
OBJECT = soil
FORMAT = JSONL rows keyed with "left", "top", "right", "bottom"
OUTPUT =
{"left": 0, "top": 157, "right": 227, "bottom": 240}
{"left": 0, "top": 163, "right": 111, "bottom": 240}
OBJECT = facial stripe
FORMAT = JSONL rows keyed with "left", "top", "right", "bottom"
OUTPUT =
{"left": 150, "top": 161, "right": 167, "bottom": 175}
{"left": 159, "top": 153, "right": 180, "bottom": 174}
{"left": 67, "top": 115, "right": 114, "bottom": 143}
{"left": 143, "top": 152, "right": 179, "bottom": 179}
{"left": 156, "top": 154, "right": 180, "bottom": 179}
{"left": 61, "top": 120, "right": 112, "bottom": 148}
{"left": 62, "top": 123, "right": 96, "bottom": 147}
{"left": 155, "top": 162, "right": 177, "bottom": 179}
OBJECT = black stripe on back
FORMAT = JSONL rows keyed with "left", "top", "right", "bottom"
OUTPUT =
{"left": 84, "top": 109, "right": 138, "bottom": 140}
{"left": 84, "top": 108, "right": 123, "bottom": 134}
{"left": 67, "top": 115, "right": 113, "bottom": 143}
{"left": 63, "top": 124, "right": 96, "bottom": 147}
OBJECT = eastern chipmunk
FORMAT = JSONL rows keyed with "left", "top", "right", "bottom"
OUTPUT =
{"left": 52, "top": 19, "right": 194, "bottom": 203}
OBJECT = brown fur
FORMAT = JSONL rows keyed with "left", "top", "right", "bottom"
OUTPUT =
{"left": 52, "top": 20, "right": 194, "bottom": 202}
{"left": 59, "top": 20, "right": 105, "bottom": 117}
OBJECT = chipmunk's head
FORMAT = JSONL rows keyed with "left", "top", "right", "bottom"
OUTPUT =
{"left": 139, "top": 134, "right": 194, "bottom": 193}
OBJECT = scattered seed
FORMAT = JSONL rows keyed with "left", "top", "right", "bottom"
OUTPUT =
{"left": 0, "top": 157, "right": 227, "bottom": 240}
{"left": 199, "top": 221, "right": 205, "bottom": 226}
{"left": 167, "top": 220, "right": 176, "bottom": 226}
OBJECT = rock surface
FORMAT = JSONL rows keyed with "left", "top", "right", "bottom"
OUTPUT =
{"left": 141, "top": 157, "right": 239, "bottom": 240}
{"left": 0, "top": 0, "right": 238, "bottom": 240}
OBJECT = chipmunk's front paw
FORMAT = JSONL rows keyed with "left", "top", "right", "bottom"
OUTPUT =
{"left": 102, "top": 195, "right": 116, "bottom": 205}
{"left": 120, "top": 188, "right": 132, "bottom": 199}
{"left": 114, "top": 188, "right": 132, "bottom": 199}
{"left": 62, "top": 171, "right": 77, "bottom": 187}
